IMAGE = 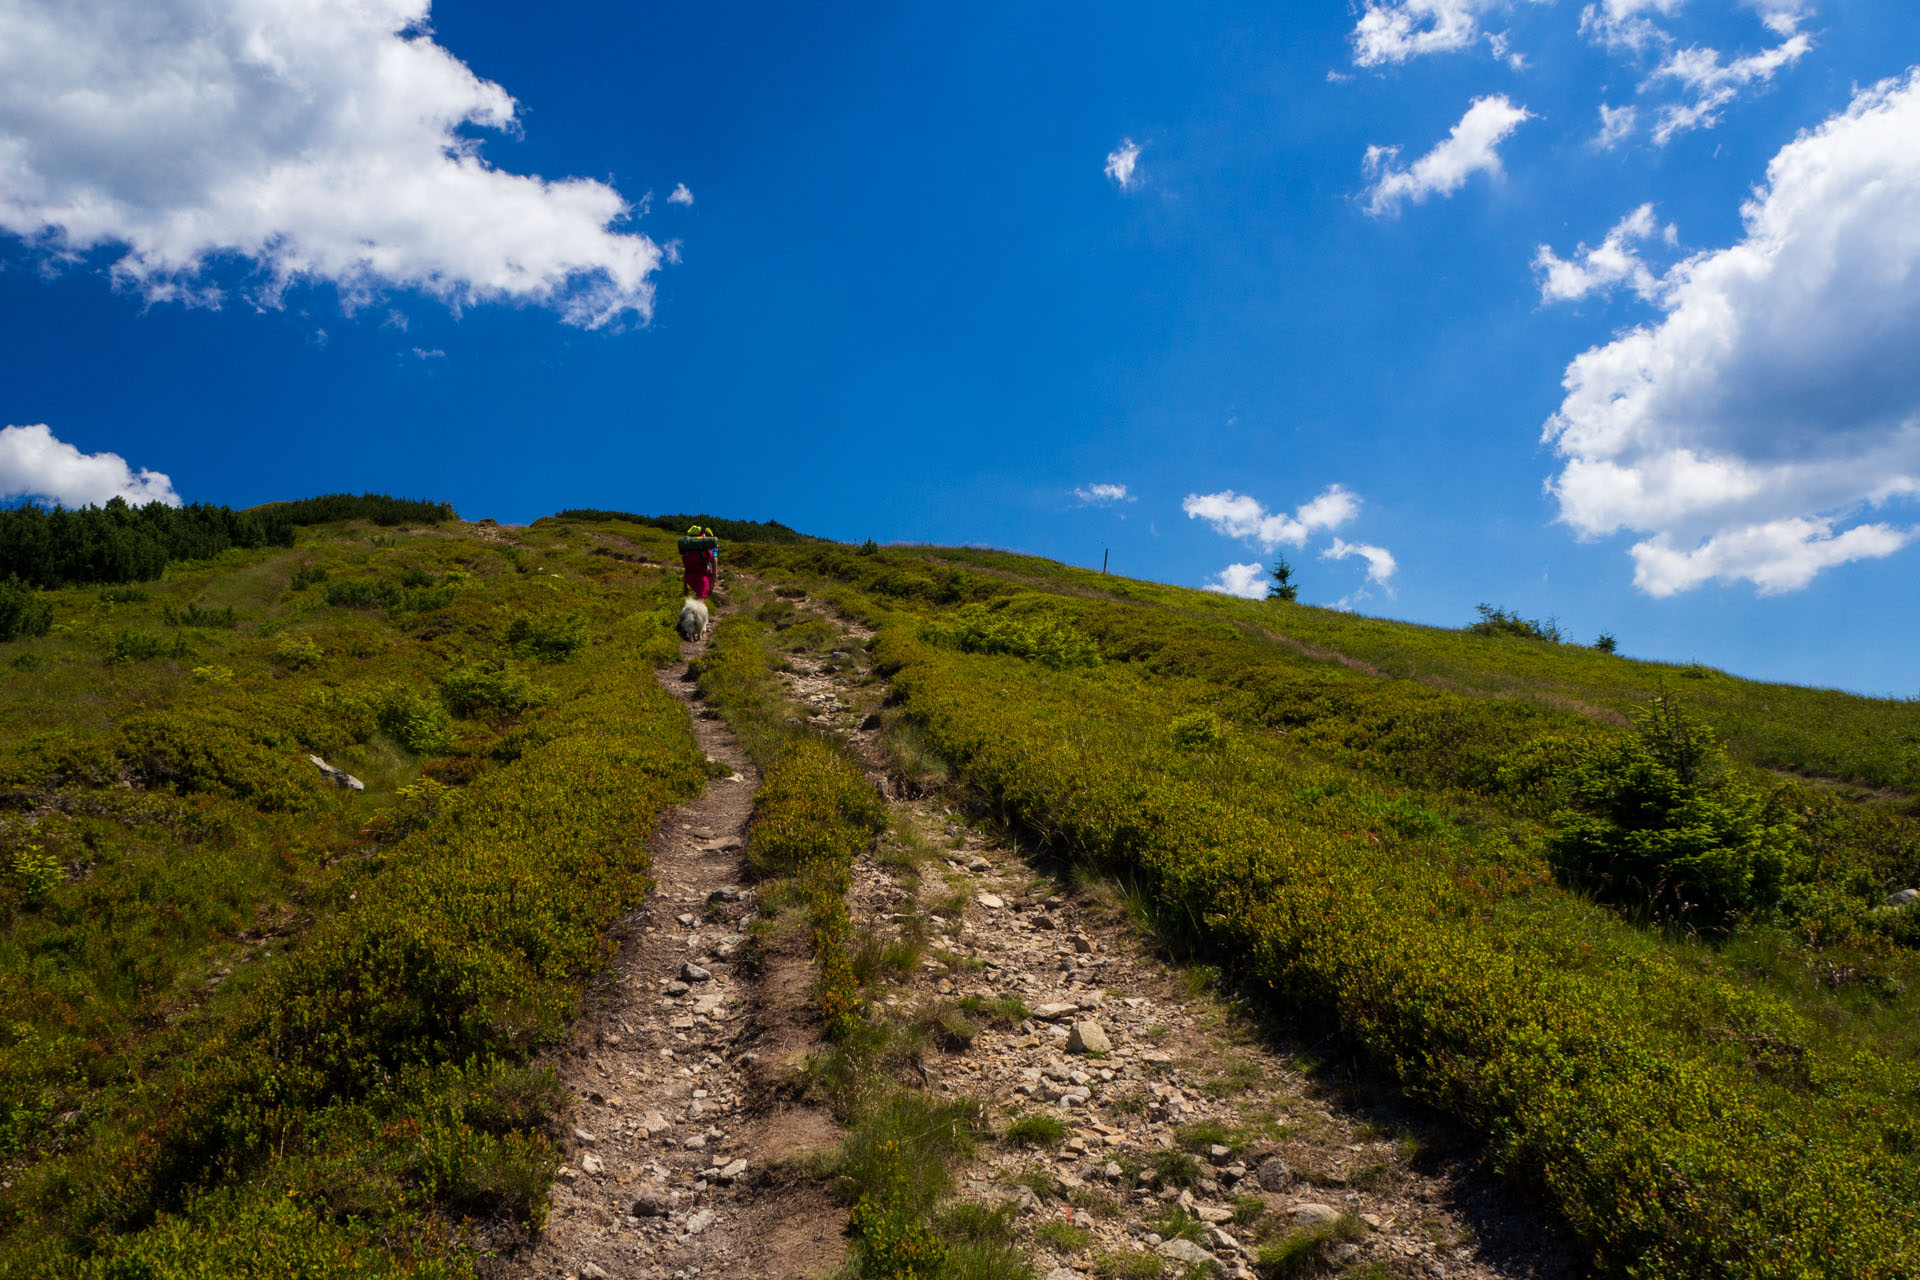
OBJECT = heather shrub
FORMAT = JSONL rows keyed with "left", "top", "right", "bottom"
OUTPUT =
{"left": 506, "top": 609, "right": 588, "bottom": 662}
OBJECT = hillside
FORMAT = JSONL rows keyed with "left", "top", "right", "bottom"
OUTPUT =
{"left": 0, "top": 509, "right": 1915, "bottom": 1278}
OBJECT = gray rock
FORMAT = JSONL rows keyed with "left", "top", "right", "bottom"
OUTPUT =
{"left": 717, "top": 1158, "right": 748, "bottom": 1182}
{"left": 632, "top": 1191, "right": 671, "bottom": 1216}
{"left": 1044, "top": 1270, "right": 1087, "bottom": 1280}
{"left": 685, "top": 1208, "right": 716, "bottom": 1235}
{"left": 306, "top": 754, "right": 365, "bottom": 791}
{"left": 665, "top": 980, "right": 691, "bottom": 996}
{"left": 710, "top": 934, "right": 746, "bottom": 961}
{"left": 1156, "top": 1238, "right": 1223, "bottom": 1272}
{"left": 579, "top": 1152, "right": 604, "bottom": 1175}
{"left": 571, "top": 1127, "right": 597, "bottom": 1145}
{"left": 1033, "top": 1002, "right": 1080, "bottom": 1021}
{"left": 1254, "top": 1156, "right": 1292, "bottom": 1192}
{"left": 1292, "top": 1202, "right": 1341, "bottom": 1225}
{"left": 1067, "top": 1021, "right": 1112, "bottom": 1055}
{"left": 681, "top": 961, "right": 712, "bottom": 983}
{"left": 579, "top": 1264, "right": 610, "bottom": 1280}
{"left": 1888, "top": 888, "right": 1919, "bottom": 907}
{"left": 1072, "top": 934, "right": 1094, "bottom": 954}
{"left": 977, "top": 892, "right": 1006, "bottom": 909}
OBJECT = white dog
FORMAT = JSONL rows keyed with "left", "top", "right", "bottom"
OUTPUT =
{"left": 677, "top": 597, "right": 710, "bottom": 642}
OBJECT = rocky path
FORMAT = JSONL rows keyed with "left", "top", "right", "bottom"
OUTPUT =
{"left": 775, "top": 603, "right": 1582, "bottom": 1280}
{"left": 492, "top": 623, "right": 845, "bottom": 1280}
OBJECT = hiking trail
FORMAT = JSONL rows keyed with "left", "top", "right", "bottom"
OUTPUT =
{"left": 503, "top": 589, "right": 1580, "bottom": 1280}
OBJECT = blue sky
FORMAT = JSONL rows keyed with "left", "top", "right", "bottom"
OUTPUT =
{"left": 2, "top": 1, "right": 1917, "bottom": 695}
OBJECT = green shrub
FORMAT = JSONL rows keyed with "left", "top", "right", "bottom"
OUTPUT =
{"left": 506, "top": 610, "right": 589, "bottom": 662}
{"left": 374, "top": 684, "right": 455, "bottom": 755}
{"left": 324, "top": 579, "right": 401, "bottom": 610}
{"left": 440, "top": 660, "right": 546, "bottom": 719}
{"left": 163, "top": 602, "right": 238, "bottom": 628}
{"left": 1168, "top": 710, "right": 1226, "bottom": 750}
{"left": 0, "top": 576, "right": 52, "bottom": 641}
{"left": 1552, "top": 696, "right": 1793, "bottom": 925}
{"left": 112, "top": 629, "right": 188, "bottom": 663}
{"left": 1468, "top": 603, "right": 1562, "bottom": 642}
{"left": 8, "top": 845, "right": 62, "bottom": 909}
{"left": 274, "top": 633, "right": 324, "bottom": 669}
{"left": 924, "top": 600, "right": 1101, "bottom": 669}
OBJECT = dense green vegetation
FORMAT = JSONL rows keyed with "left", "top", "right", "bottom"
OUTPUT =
{"left": 0, "top": 499, "right": 294, "bottom": 589}
{"left": 0, "top": 512, "right": 703, "bottom": 1276}
{"left": 551, "top": 509, "right": 819, "bottom": 543}
{"left": 253, "top": 493, "right": 458, "bottom": 527}
{"left": 726, "top": 541, "right": 1920, "bottom": 1279}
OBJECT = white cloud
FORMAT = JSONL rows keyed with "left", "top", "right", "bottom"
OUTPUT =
{"left": 1534, "top": 203, "right": 1676, "bottom": 303}
{"left": 1595, "top": 102, "right": 1639, "bottom": 148}
{"left": 1351, "top": 0, "right": 1547, "bottom": 67}
{"left": 0, "top": 423, "right": 180, "bottom": 507}
{"left": 1104, "top": 139, "right": 1142, "bottom": 190}
{"left": 1578, "top": 0, "right": 1686, "bottom": 53}
{"left": 0, "top": 0, "right": 665, "bottom": 328}
{"left": 1363, "top": 96, "right": 1532, "bottom": 216}
{"left": 1543, "top": 70, "right": 1920, "bottom": 595}
{"left": 411, "top": 346, "right": 445, "bottom": 359}
{"left": 1074, "top": 483, "right": 1136, "bottom": 506}
{"left": 1202, "top": 562, "right": 1270, "bottom": 599}
{"left": 1323, "top": 538, "right": 1400, "bottom": 588}
{"left": 1183, "top": 484, "right": 1360, "bottom": 551}
{"left": 667, "top": 183, "right": 694, "bottom": 207}
{"left": 1647, "top": 32, "right": 1813, "bottom": 144}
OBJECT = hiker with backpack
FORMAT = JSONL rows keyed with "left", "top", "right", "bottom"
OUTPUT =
{"left": 678, "top": 525, "right": 719, "bottom": 600}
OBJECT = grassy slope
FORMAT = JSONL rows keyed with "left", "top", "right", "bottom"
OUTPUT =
{"left": 914, "top": 546, "right": 1920, "bottom": 794}
{"left": 727, "top": 541, "right": 1920, "bottom": 1279}
{"left": 0, "top": 516, "right": 704, "bottom": 1276}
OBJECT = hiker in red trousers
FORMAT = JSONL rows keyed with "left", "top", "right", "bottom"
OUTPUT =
{"left": 678, "top": 525, "right": 719, "bottom": 599}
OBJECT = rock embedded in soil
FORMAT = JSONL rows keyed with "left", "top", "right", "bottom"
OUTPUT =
{"left": 1255, "top": 1156, "right": 1292, "bottom": 1191}
{"left": 1293, "top": 1202, "right": 1342, "bottom": 1225}
{"left": 1067, "top": 1021, "right": 1112, "bottom": 1055}
{"left": 1157, "top": 1237, "right": 1224, "bottom": 1272}
{"left": 681, "top": 961, "right": 712, "bottom": 982}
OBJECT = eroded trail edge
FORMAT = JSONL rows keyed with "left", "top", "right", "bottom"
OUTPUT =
{"left": 494, "top": 623, "right": 844, "bottom": 1280}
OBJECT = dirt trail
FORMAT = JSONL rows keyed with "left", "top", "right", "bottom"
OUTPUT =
{"left": 776, "top": 601, "right": 1581, "bottom": 1280}
{"left": 492, "top": 618, "right": 844, "bottom": 1280}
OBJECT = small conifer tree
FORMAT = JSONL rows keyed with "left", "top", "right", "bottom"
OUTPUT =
{"left": 1267, "top": 556, "right": 1299, "bottom": 602}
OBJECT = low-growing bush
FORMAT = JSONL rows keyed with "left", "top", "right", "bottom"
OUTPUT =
{"left": 506, "top": 610, "right": 589, "bottom": 662}
{"left": 111, "top": 629, "right": 188, "bottom": 663}
{"left": 923, "top": 599, "right": 1101, "bottom": 670}
{"left": 1552, "top": 695, "right": 1793, "bottom": 926}
{"left": 440, "top": 659, "right": 547, "bottom": 719}
{"left": 373, "top": 683, "right": 455, "bottom": 756}
{"left": 0, "top": 576, "right": 52, "bottom": 641}
{"left": 275, "top": 633, "right": 324, "bottom": 670}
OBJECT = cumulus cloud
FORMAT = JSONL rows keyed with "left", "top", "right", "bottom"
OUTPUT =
{"left": 1363, "top": 96, "right": 1531, "bottom": 216}
{"left": 1074, "top": 483, "right": 1135, "bottom": 506}
{"left": 1543, "top": 70, "right": 1920, "bottom": 595}
{"left": 1323, "top": 538, "right": 1400, "bottom": 588}
{"left": 0, "top": 423, "right": 180, "bottom": 507}
{"left": 1183, "top": 484, "right": 1360, "bottom": 551}
{"left": 1104, "top": 139, "right": 1142, "bottom": 190}
{"left": 1534, "top": 203, "right": 1676, "bottom": 303}
{"left": 1647, "top": 32, "right": 1813, "bottom": 144}
{"left": 667, "top": 183, "right": 695, "bottom": 207}
{"left": 0, "top": 0, "right": 665, "bottom": 327}
{"left": 1351, "top": 0, "right": 1547, "bottom": 66}
{"left": 1201, "top": 562, "right": 1270, "bottom": 599}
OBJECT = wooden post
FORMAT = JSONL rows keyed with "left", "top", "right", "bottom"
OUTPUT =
{"left": 1102, "top": 548, "right": 1109, "bottom": 575}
